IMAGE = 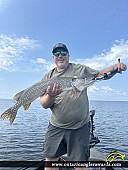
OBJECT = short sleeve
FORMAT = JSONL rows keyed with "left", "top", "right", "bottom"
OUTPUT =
{"left": 83, "top": 65, "right": 99, "bottom": 78}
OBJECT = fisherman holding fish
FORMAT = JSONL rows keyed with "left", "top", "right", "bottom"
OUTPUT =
{"left": 40, "top": 43, "right": 127, "bottom": 170}
{"left": 0, "top": 43, "right": 127, "bottom": 170}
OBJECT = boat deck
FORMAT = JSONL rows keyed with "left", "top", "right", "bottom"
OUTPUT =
{"left": 1, "top": 148, "right": 126, "bottom": 170}
{"left": 1, "top": 110, "right": 127, "bottom": 170}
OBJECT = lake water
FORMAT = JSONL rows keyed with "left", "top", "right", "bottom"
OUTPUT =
{"left": 0, "top": 99, "right": 128, "bottom": 163}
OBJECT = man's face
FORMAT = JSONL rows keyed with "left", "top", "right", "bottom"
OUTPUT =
{"left": 52, "top": 48, "right": 69, "bottom": 71}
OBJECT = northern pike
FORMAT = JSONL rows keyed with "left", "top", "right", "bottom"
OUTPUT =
{"left": 0, "top": 77, "right": 95, "bottom": 125}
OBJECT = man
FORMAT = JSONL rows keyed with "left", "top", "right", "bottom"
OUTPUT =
{"left": 40, "top": 43, "right": 127, "bottom": 170}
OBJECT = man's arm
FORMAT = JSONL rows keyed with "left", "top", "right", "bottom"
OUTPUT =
{"left": 98, "top": 62, "right": 127, "bottom": 79}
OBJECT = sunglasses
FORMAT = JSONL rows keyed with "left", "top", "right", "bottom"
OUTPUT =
{"left": 53, "top": 51, "right": 68, "bottom": 57}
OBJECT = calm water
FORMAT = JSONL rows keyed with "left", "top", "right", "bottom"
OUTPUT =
{"left": 0, "top": 99, "right": 128, "bottom": 162}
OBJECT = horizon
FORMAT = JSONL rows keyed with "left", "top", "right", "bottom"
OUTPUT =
{"left": 0, "top": 98, "right": 128, "bottom": 102}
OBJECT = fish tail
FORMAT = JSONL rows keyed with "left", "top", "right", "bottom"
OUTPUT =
{"left": 0, "top": 107, "right": 17, "bottom": 125}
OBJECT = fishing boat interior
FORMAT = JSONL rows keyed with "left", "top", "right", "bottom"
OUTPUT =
{"left": 1, "top": 110, "right": 127, "bottom": 170}
{"left": 18, "top": 110, "right": 127, "bottom": 170}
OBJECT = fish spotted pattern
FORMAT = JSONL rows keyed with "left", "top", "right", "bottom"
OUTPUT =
{"left": 0, "top": 77, "right": 95, "bottom": 125}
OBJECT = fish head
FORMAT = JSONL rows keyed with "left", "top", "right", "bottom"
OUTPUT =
{"left": 72, "top": 78, "right": 86, "bottom": 91}
{"left": 72, "top": 77, "right": 96, "bottom": 91}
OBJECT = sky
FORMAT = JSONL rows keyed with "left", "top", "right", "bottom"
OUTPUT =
{"left": 0, "top": 0, "right": 128, "bottom": 101}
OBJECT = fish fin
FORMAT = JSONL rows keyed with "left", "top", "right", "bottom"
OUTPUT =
{"left": 13, "top": 90, "right": 25, "bottom": 102}
{"left": 71, "top": 84, "right": 82, "bottom": 92}
{"left": 72, "top": 85, "right": 81, "bottom": 92}
{"left": 0, "top": 107, "right": 17, "bottom": 125}
{"left": 23, "top": 102, "right": 31, "bottom": 110}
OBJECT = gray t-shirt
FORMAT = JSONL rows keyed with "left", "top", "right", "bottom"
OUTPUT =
{"left": 43, "top": 63, "right": 99, "bottom": 129}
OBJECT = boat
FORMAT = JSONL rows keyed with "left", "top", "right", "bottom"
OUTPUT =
{"left": 1, "top": 110, "right": 127, "bottom": 170}
{"left": 31, "top": 110, "right": 128, "bottom": 170}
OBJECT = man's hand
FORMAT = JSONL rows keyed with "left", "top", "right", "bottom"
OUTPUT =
{"left": 114, "top": 62, "right": 127, "bottom": 73}
{"left": 45, "top": 83, "right": 62, "bottom": 97}
{"left": 99, "top": 59, "right": 127, "bottom": 79}
{"left": 40, "top": 83, "right": 62, "bottom": 109}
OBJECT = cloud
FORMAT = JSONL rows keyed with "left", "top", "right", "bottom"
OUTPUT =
{"left": 29, "top": 59, "right": 52, "bottom": 72}
{"left": 35, "top": 39, "right": 128, "bottom": 73}
{"left": 88, "top": 85, "right": 128, "bottom": 97}
{"left": 87, "top": 85, "right": 99, "bottom": 93}
{"left": 0, "top": 34, "right": 40, "bottom": 71}
{"left": 1, "top": 37, "right": 128, "bottom": 73}
{"left": 0, "top": 0, "right": 9, "bottom": 11}
{"left": 74, "top": 40, "right": 128, "bottom": 69}
{"left": 0, "top": 90, "right": 9, "bottom": 96}
{"left": 36, "top": 58, "right": 55, "bottom": 70}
